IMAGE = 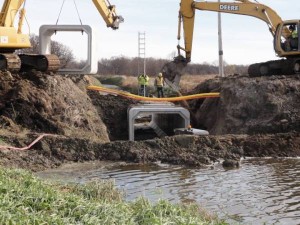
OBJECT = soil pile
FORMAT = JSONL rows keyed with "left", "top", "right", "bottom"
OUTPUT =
{"left": 189, "top": 74, "right": 300, "bottom": 135}
{"left": 0, "top": 71, "right": 109, "bottom": 142}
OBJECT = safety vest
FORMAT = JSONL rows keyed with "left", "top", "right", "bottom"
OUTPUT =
{"left": 155, "top": 76, "right": 164, "bottom": 87}
{"left": 292, "top": 30, "right": 298, "bottom": 39}
{"left": 138, "top": 75, "right": 149, "bottom": 85}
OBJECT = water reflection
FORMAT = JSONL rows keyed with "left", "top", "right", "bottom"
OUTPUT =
{"left": 37, "top": 158, "right": 300, "bottom": 225}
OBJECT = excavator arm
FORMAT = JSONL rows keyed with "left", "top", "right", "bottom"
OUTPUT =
{"left": 0, "top": 0, "right": 25, "bottom": 30}
{"left": 0, "top": 0, "right": 29, "bottom": 51}
{"left": 92, "top": 0, "right": 124, "bottom": 30}
{"left": 178, "top": 0, "right": 283, "bottom": 62}
{"left": 0, "top": 0, "right": 123, "bottom": 28}
{"left": 162, "top": 0, "right": 299, "bottom": 86}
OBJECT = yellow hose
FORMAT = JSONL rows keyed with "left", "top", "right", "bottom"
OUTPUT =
{"left": 87, "top": 85, "right": 220, "bottom": 102}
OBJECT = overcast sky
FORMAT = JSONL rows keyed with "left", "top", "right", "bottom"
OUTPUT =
{"left": 1, "top": 0, "right": 299, "bottom": 65}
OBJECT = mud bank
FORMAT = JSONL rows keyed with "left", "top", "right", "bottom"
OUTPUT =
{"left": 1, "top": 72, "right": 300, "bottom": 172}
{"left": 189, "top": 74, "right": 300, "bottom": 134}
{"left": 0, "top": 131, "right": 299, "bottom": 172}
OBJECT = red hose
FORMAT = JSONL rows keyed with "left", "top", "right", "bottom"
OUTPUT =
{"left": 0, "top": 133, "right": 56, "bottom": 151}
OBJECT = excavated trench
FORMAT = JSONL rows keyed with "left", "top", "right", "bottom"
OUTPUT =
{"left": 0, "top": 71, "right": 300, "bottom": 172}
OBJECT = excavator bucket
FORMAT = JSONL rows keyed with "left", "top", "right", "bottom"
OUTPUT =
{"left": 161, "top": 55, "right": 187, "bottom": 90}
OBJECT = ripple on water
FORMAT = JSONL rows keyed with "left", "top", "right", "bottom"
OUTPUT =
{"left": 88, "top": 159, "right": 300, "bottom": 224}
{"left": 37, "top": 158, "right": 300, "bottom": 225}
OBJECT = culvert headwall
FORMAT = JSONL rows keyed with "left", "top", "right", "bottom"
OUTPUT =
{"left": 128, "top": 103, "right": 190, "bottom": 141}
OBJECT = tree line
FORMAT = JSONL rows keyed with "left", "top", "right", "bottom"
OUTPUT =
{"left": 98, "top": 57, "right": 248, "bottom": 76}
{"left": 20, "top": 34, "right": 248, "bottom": 76}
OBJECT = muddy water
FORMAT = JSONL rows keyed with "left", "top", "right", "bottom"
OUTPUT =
{"left": 37, "top": 158, "right": 300, "bottom": 225}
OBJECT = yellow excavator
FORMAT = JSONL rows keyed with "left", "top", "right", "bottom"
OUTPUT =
{"left": 0, "top": 0, "right": 123, "bottom": 72}
{"left": 163, "top": 0, "right": 300, "bottom": 85}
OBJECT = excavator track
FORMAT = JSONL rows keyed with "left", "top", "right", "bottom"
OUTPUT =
{"left": 0, "top": 54, "right": 60, "bottom": 73}
{"left": 19, "top": 54, "right": 60, "bottom": 72}
{"left": 0, "top": 54, "right": 21, "bottom": 72}
{"left": 248, "top": 58, "right": 300, "bottom": 77}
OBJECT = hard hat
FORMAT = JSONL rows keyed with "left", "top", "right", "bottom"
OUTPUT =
{"left": 158, "top": 73, "right": 162, "bottom": 77}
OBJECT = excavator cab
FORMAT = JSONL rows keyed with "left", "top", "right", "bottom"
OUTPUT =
{"left": 275, "top": 20, "right": 300, "bottom": 57}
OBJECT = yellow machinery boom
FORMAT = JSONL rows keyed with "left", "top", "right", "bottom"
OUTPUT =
{"left": 92, "top": 0, "right": 123, "bottom": 30}
{"left": 0, "top": 0, "right": 123, "bottom": 72}
{"left": 172, "top": 0, "right": 300, "bottom": 78}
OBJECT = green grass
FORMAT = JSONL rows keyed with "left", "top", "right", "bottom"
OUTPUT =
{"left": 0, "top": 168, "right": 228, "bottom": 225}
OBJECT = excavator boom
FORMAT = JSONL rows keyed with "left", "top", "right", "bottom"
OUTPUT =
{"left": 92, "top": 0, "right": 124, "bottom": 30}
{"left": 0, "top": 0, "right": 25, "bottom": 27}
{"left": 162, "top": 0, "right": 300, "bottom": 87}
{"left": 179, "top": 0, "right": 283, "bottom": 62}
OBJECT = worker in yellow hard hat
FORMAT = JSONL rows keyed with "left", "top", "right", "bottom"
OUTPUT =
{"left": 154, "top": 72, "right": 165, "bottom": 98}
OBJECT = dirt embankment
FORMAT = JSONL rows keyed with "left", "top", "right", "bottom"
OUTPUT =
{"left": 1, "top": 132, "right": 299, "bottom": 172}
{"left": 0, "top": 72, "right": 300, "bottom": 172}
{"left": 188, "top": 74, "right": 300, "bottom": 134}
{"left": 0, "top": 71, "right": 109, "bottom": 142}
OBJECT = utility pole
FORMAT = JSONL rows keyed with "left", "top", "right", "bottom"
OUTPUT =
{"left": 218, "top": 0, "right": 225, "bottom": 77}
